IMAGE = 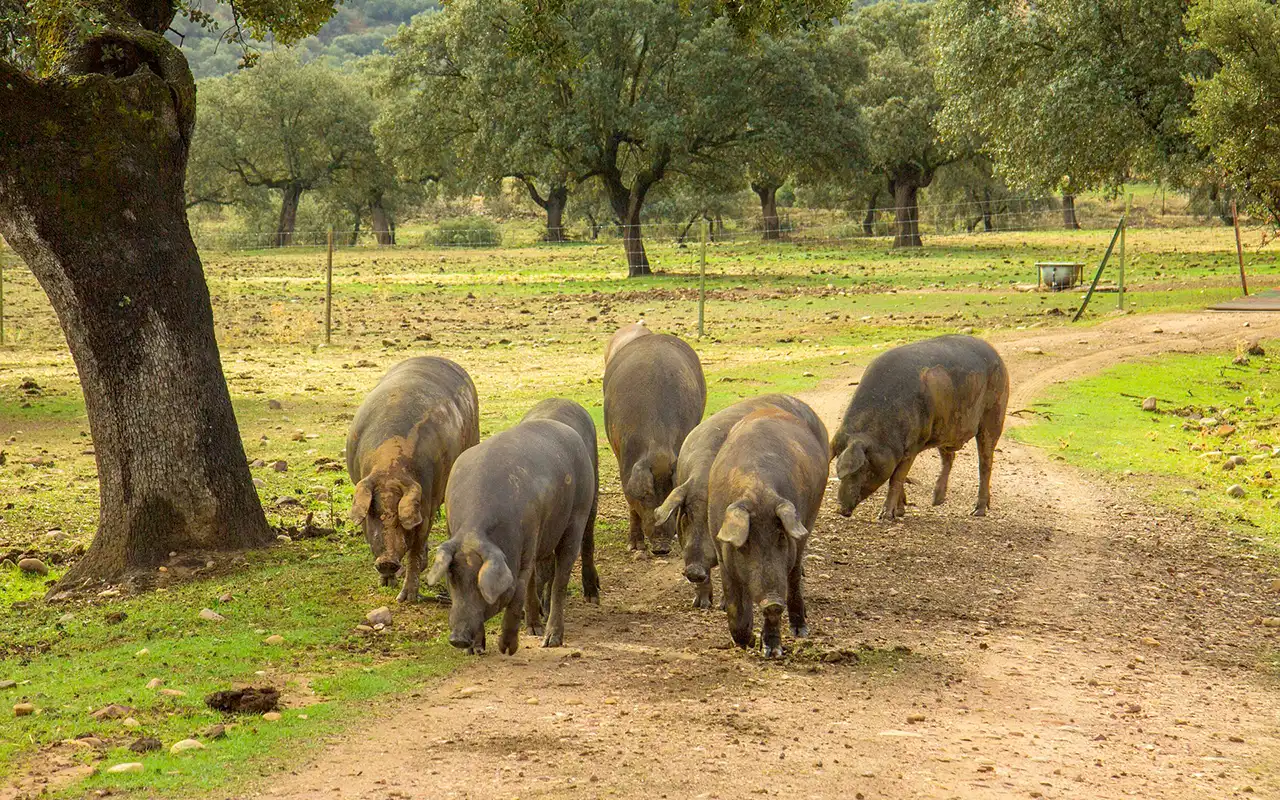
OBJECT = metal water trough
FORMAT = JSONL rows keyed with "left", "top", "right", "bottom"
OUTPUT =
{"left": 1036, "top": 261, "right": 1084, "bottom": 291}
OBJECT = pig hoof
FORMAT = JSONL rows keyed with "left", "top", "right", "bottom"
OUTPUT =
{"left": 790, "top": 623, "right": 810, "bottom": 638}
{"left": 396, "top": 589, "right": 420, "bottom": 604}
{"left": 527, "top": 623, "right": 545, "bottom": 637}
{"left": 762, "top": 644, "right": 783, "bottom": 659}
{"left": 837, "top": 508, "right": 852, "bottom": 518}
{"left": 932, "top": 494, "right": 946, "bottom": 506}
{"left": 542, "top": 632, "right": 564, "bottom": 648}
{"left": 467, "top": 645, "right": 485, "bottom": 656}
{"left": 971, "top": 505, "right": 988, "bottom": 517}
{"left": 692, "top": 596, "right": 712, "bottom": 610}
{"left": 499, "top": 636, "right": 519, "bottom": 656}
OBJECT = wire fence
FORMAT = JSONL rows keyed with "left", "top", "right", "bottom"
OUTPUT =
{"left": 190, "top": 195, "right": 1242, "bottom": 253}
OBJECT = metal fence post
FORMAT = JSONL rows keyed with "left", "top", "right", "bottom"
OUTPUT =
{"left": 1231, "top": 200, "right": 1249, "bottom": 296}
{"left": 0, "top": 251, "right": 5, "bottom": 346}
{"left": 697, "top": 218, "right": 708, "bottom": 338}
{"left": 325, "top": 228, "right": 334, "bottom": 345}
{"left": 1118, "top": 193, "right": 1131, "bottom": 310}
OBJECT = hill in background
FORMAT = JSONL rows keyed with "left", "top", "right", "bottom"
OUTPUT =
{"left": 169, "top": 0, "right": 439, "bottom": 78}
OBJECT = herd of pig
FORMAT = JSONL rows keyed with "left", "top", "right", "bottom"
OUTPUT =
{"left": 345, "top": 324, "right": 1010, "bottom": 657}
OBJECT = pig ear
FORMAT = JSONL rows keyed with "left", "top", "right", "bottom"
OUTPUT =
{"left": 349, "top": 478, "right": 374, "bottom": 523}
{"left": 715, "top": 503, "right": 751, "bottom": 548}
{"left": 776, "top": 501, "right": 807, "bottom": 541}
{"left": 397, "top": 482, "right": 424, "bottom": 530}
{"left": 477, "top": 547, "right": 514, "bottom": 604}
{"left": 836, "top": 442, "right": 866, "bottom": 478}
{"left": 829, "top": 429, "right": 848, "bottom": 462}
{"left": 626, "top": 460, "right": 655, "bottom": 499}
{"left": 653, "top": 479, "right": 690, "bottom": 526}
{"left": 425, "top": 541, "right": 454, "bottom": 586}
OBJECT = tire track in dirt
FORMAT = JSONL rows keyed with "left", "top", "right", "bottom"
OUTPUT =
{"left": 251, "top": 310, "right": 1280, "bottom": 800}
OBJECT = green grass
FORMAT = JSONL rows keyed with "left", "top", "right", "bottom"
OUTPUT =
{"left": 1013, "top": 343, "right": 1280, "bottom": 547}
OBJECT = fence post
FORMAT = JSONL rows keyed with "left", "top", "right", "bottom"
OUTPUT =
{"left": 0, "top": 251, "right": 5, "bottom": 346}
{"left": 325, "top": 228, "right": 334, "bottom": 345}
{"left": 1231, "top": 200, "right": 1249, "bottom": 296}
{"left": 697, "top": 218, "right": 708, "bottom": 338}
{"left": 1118, "top": 193, "right": 1131, "bottom": 310}
{"left": 1073, "top": 215, "right": 1125, "bottom": 323}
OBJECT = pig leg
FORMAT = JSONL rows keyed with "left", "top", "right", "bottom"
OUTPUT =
{"left": 396, "top": 527, "right": 425, "bottom": 604}
{"left": 760, "top": 602, "right": 784, "bottom": 659}
{"left": 787, "top": 561, "right": 808, "bottom": 638}
{"left": 580, "top": 504, "right": 601, "bottom": 605}
{"left": 879, "top": 455, "right": 917, "bottom": 522}
{"left": 973, "top": 428, "right": 999, "bottom": 517}
{"left": 543, "top": 529, "right": 582, "bottom": 648}
{"left": 524, "top": 570, "right": 544, "bottom": 638}
{"left": 693, "top": 577, "right": 714, "bottom": 610}
{"left": 627, "top": 507, "right": 645, "bottom": 551}
{"left": 933, "top": 449, "right": 956, "bottom": 506}
{"left": 499, "top": 565, "right": 532, "bottom": 656}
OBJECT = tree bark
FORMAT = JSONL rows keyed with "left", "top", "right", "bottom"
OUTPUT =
{"left": 0, "top": 34, "right": 271, "bottom": 589}
{"left": 604, "top": 178, "right": 654, "bottom": 277}
{"left": 862, "top": 207, "right": 877, "bottom": 237}
{"left": 275, "top": 183, "right": 304, "bottom": 247}
{"left": 1062, "top": 193, "right": 1080, "bottom": 230}
{"left": 982, "top": 188, "right": 994, "bottom": 232}
{"left": 892, "top": 179, "right": 923, "bottom": 248}
{"left": 544, "top": 185, "right": 568, "bottom": 243}
{"left": 754, "top": 183, "right": 781, "bottom": 241}
{"left": 371, "top": 199, "right": 395, "bottom": 246}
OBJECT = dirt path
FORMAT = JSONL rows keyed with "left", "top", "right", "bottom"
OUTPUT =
{"left": 254, "top": 311, "right": 1280, "bottom": 800}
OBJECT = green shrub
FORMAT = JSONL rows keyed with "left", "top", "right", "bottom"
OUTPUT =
{"left": 428, "top": 216, "right": 501, "bottom": 247}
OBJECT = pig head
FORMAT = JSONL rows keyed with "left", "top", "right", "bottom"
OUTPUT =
{"left": 350, "top": 467, "right": 427, "bottom": 585}
{"left": 426, "top": 537, "right": 515, "bottom": 655}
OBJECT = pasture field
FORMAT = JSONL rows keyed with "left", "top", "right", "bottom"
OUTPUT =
{"left": 1, "top": 227, "right": 1278, "bottom": 798}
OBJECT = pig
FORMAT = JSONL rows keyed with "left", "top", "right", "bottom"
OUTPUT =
{"left": 603, "top": 321, "right": 652, "bottom": 367}
{"left": 709, "top": 405, "right": 829, "bottom": 658}
{"left": 603, "top": 332, "right": 706, "bottom": 554}
{"left": 653, "top": 394, "right": 825, "bottom": 609}
{"left": 829, "top": 335, "right": 1009, "bottom": 521}
{"left": 520, "top": 398, "right": 601, "bottom": 607}
{"left": 346, "top": 357, "right": 480, "bottom": 602}
{"left": 426, "top": 418, "right": 595, "bottom": 654}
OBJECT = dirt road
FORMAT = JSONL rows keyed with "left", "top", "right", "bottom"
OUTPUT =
{"left": 255, "top": 311, "right": 1280, "bottom": 800}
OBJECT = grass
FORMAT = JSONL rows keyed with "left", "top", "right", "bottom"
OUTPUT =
{"left": 1, "top": 222, "right": 1277, "bottom": 796}
{"left": 1013, "top": 343, "right": 1280, "bottom": 547}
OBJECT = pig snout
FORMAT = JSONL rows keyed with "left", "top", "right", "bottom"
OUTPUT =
{"left": 448, "top": 629, "right": 485, "bottom": 655}
{"left": 761, "top": 598, "right": 786, "bottom": 615}
{"left": 375, "top": 557, "right": 401, "bottom": 585}
{"left": 684, "top": 563, "right": 708, "bottom": 584}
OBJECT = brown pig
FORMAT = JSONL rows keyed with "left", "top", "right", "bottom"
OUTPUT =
{"left": 653, "top": 394, "right": 825, "bottom": 609}
{"left": 520, "top": 398, "right": 601, "bottom": 606}
{"left": 603, "top": 332, "right": 706, "bottom": 554}
{"left": 830, "top": 335, "right": 1009, "bottom": 521}
{"left": 346, "top": 357, "right": 480, "bottom": 602}
{"left": 709, "top": 405, "right": 829, "bottom": 658}
{"left": 603, "top": 321, "right": 652, "bottom": 367}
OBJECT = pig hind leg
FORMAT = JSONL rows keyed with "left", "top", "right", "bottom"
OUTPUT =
{"left": 933, "top": 448, "right": 956, "bottom": 506}
{"left": 580, "top": 500, "right": 601, "bottom": 605}
{"left": 627, "top": 507, "right": 645, "bottom": 552}
{"left": 973, "top": 400, "right": 1007, "bottom": 516}
{"left": 543, "top": 523, "right": 585, "bottom": 648}
{"left": 498, "top": 564, "right": 532, "bottom": 656}
{"left": 880, "top": 455, "right": 917, "bottom": 522}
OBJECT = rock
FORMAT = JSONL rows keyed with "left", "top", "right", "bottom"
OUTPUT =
{"left": 17, "top": 558, "right": 48, "bottom": 576}
{"left": 276, "top": 534, "right": 293, "bottom": 543}
{"left": 106, "top": 763, "right": 145, "bottom": 774}
{"left": 366, "top": 606, "right": 393, "bottom": 627}
{"left": 13, "top": 702, "right": 35, "bottom": 716}
{"left": 91, "top": 704, "right": 134, "bottom": 720}
{"left": 457, "top": 686, "right": 484, "bottom": 697}
{"left": 219, "top": 593, "right": 233, "bottom": 603}
{"left": 1024, "top": 347, "right": 1045, "bottom": 355}
{"left": 1246, "top": 341, "right": 1265, "bottom": 356}
{"left": 274, "top": 496, "right": 301, "bottom": 508}
{"left": 199, "top": 608, "right": 225, "bottom": 622}
{"left": 170, "top": 738, "right": 205, "bottom": 754}
{"left": 106, "top": 611, "right": 127, "bottom": 624}
{"left": 43, "top": 530, "right": 67, "bottom": 545}
{"left": 290, "top": 430, "right": 306, "bottom": 442}
{"left": 204, "top": 724, "right": 227, "bottom": 739}
{"left": 135, "top": 648, "right": 149, "bottom": 657}
{"left": 906, "top": 714, "right": 927, "bottom": 724}
{"left": 1227, "top": 484, "right": 1246, "bottom": 498}
{"left": 1141, "top": 397, "right": 1158, "bottom": 412}
{"left": 354, "top": 624, "right": 373, "bottom": 633}
{"left": 263, "top": 634, "right": 285, "bottom": 646}
{"left": 159, "top": 689, "right": 186, "bottom": 698}
{"left": 1142, "top": 637, "right": 1161, "bottom": 647}
{"left": 958, "top": 326, "right": 975, "bottom": 334}
{"left": 262, "top": 711, "right": 283, "bottom": 721}
{"left": 1261, "top": 617, "right": 1280, "bottom": 628}
{"left": 1202, "top": 451, "right": 1223, "bottom": 462}
{"left": 271, "top": 460, "right": 288, "bottom": 473}
{"left": 129, "top": 737, "right": 161, "bottom": 753}
{"left": 0, "top": 680, "right": 15, "bottom": 690}
{"left": 1228, "top": 734, "right": 1245, "bottom": 743}
{"left": 145, "top": 678, "right": 164, "bottom": 689}
{"left": 122, "top": 717, "right": 140, "bottom": 729}
{"left": 1200, "top": 417, "right": 1219, "bottom": 427}
{"left": 1233, "top": 355, "right": 1249, "bottom": 365}
{"left": 526, "top": 697, "right": 540, "bottom": 705}
{"left": 252, "top": 478, "right": 266, "bottom": 489}
{"left": 1152, "top": 327, "right": 1163, "bottom": 334}
{"left": 205, "top": 687, "right": 279, "bottom": 714}
{"left": 1267, "top": 578, "right": 1280, "bottom": 593}
{"left": 268, "top": 399, "right": 283, "bottom": 410}
{"left": 1223, "top": 460, "right": 1237, "bottom": 472}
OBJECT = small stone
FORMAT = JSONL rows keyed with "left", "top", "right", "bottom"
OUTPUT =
{"left": 0, "top": 680, "right": 16, "bottom": 690}
{"left": 135, "top": 648, "right": 149, "bottom": 657}
{"left": 91, "top": 704, "right": 134, "bottom": 720}
{"left": 1223, "top": 460, "right": 1237, "bottom": 472}
{"left": 1024, "top": 347, "right": 1045, "bottom": 355}
{"left": 354, "top": 624, "right": 373, "bottom": 633}
{"left": 1152, "top": 327, "right": 1163, "bottom": 334}
{"left": 263, "top": 635, "right": 285, "bottom": 645}
{"left": 13, "top": 702, "right": 35, "bottom": 716}
{"left": 271, "top": 460, "right": 288, "bottom": 473}
{"left": 1246, "top": 341, "right": 1265, "bottom": 356}
{"left": 262, "top": 712, "right": 282, "bottom": 721}
{"left": 1142, "top": 637, "right": 1161, "bottom": 647}
{"left": 366, "top": 607, "right": 393, "bottom": 627}
{"left": 906, "top": 714, "right": 927, "bottom": 723}
{"left": 1141, "top": 397, "right": 1158, "bottom": 412}
{"left": 1201, "top": 417, "right": 1219, "bottom": 427}
{"left": 603, "top": 697, "right": 618, "bottom": 705}
{"left": 205, "top": 724, "right": 227, "bottom": 739}
{"left": 1233, "top": 355, "right": 1249, "bottom": 366}
{"left": 170, "top": 738, "right": 205, "bottom": 754}
{"left": 146, "top": 678, "right": 164, "bottom": 689}
{"left": 959, "top": 326, "right": 975, "bottom": 334}
{"left": 457, "top": 686, "right": 484, "bottom": 697}
{"left": 43, "top": 530, "right": 67, "bottom": 545}
{"left": 218, "top": 593, "right": 233, "bottom": 603}
{"left": 1228, "top": 735, "right": 1245, "bottom": 743}
{"left": 526, "top": 697, "right": 540, "bottom": 705}
{"left": 1267, "top": 578, "right": 1280, "bottom": 593}
{"left": 276, "top": 535, "right": 292, "bottom": 543}
{"left": 17, "top": 558, "right": 48, "bottom": 576}
{"left": 129, "top": 737, "right": 161, "bottom": 753}
{"left": 122, "top": 717, "right": 140, "bottom": 729}
{"left": 106, "top": 763, "right": 145, "bottom": 774}
{"left": 1227, "top": 484, "right": 1246, "bottom": 498}
{"left": 159, "top": 689, "right": 186, "bottom": 698}
{"left": 268, "top": 399, "right": 283, "bottom": 410}
{"left": 1261, "top": 618, "right": 1280, "bottom": 628}
{"left": 252, "top": 478, "right": 266, "bottom": 489}
{"left": 199, "top": 608, "right": 225, "bottom": 622}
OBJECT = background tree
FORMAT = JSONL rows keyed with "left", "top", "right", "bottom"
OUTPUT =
{"left": 854, "top": 1, "right": 959, "bottom": 247}
{"left": 1185, "top": 0, "right": 1280, "bottom": 228}
{"left": 934, "top": 0, "right": 1208, "bottom": 228}
{"left": 0, "top": 0, "right": 339, "bottom": 588}
{"left": 187, "top": 54, "right": 375, "bottom": 246}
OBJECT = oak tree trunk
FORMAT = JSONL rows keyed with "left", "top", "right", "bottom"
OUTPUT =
{"left": 892, "top": 180, "right": 923, "bottom": 248}
{"left": 604, "top": 179, "right": 653, "bottom": 277}
{"left": 275, "top": 183, "right": 304, "bottom": 247}
{"left": 1062, "top": 193, "right": 1080, "bottom": 230}
{"left": 862, "top": 207, "right": 877, "bottom": 237}
{"left": 0, "top": 34, "right": 272, "bottom": 589}
{"left": 755, "top": 184, "right": 781, "bottom": 241}
{"left": 371, "top": 200, "right": 396, "bottom": 246}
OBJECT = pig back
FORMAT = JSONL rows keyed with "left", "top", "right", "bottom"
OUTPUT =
{"left": 603, "top": 334, "right": 706, "bottom": 473}
{"left": 521, "top": 398, "right": 598, "bottom": 476}
{"left": 346, "top": 357, "right": 481, "bottom": 499}
{"left": 603, "top": 322, "right": 653, "bottom": 368}
{"left": 709, "top": 408, "right": 830, "bottom": 530}
{"left": 677, "top": 394, "right": 824, "bottom": 496}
